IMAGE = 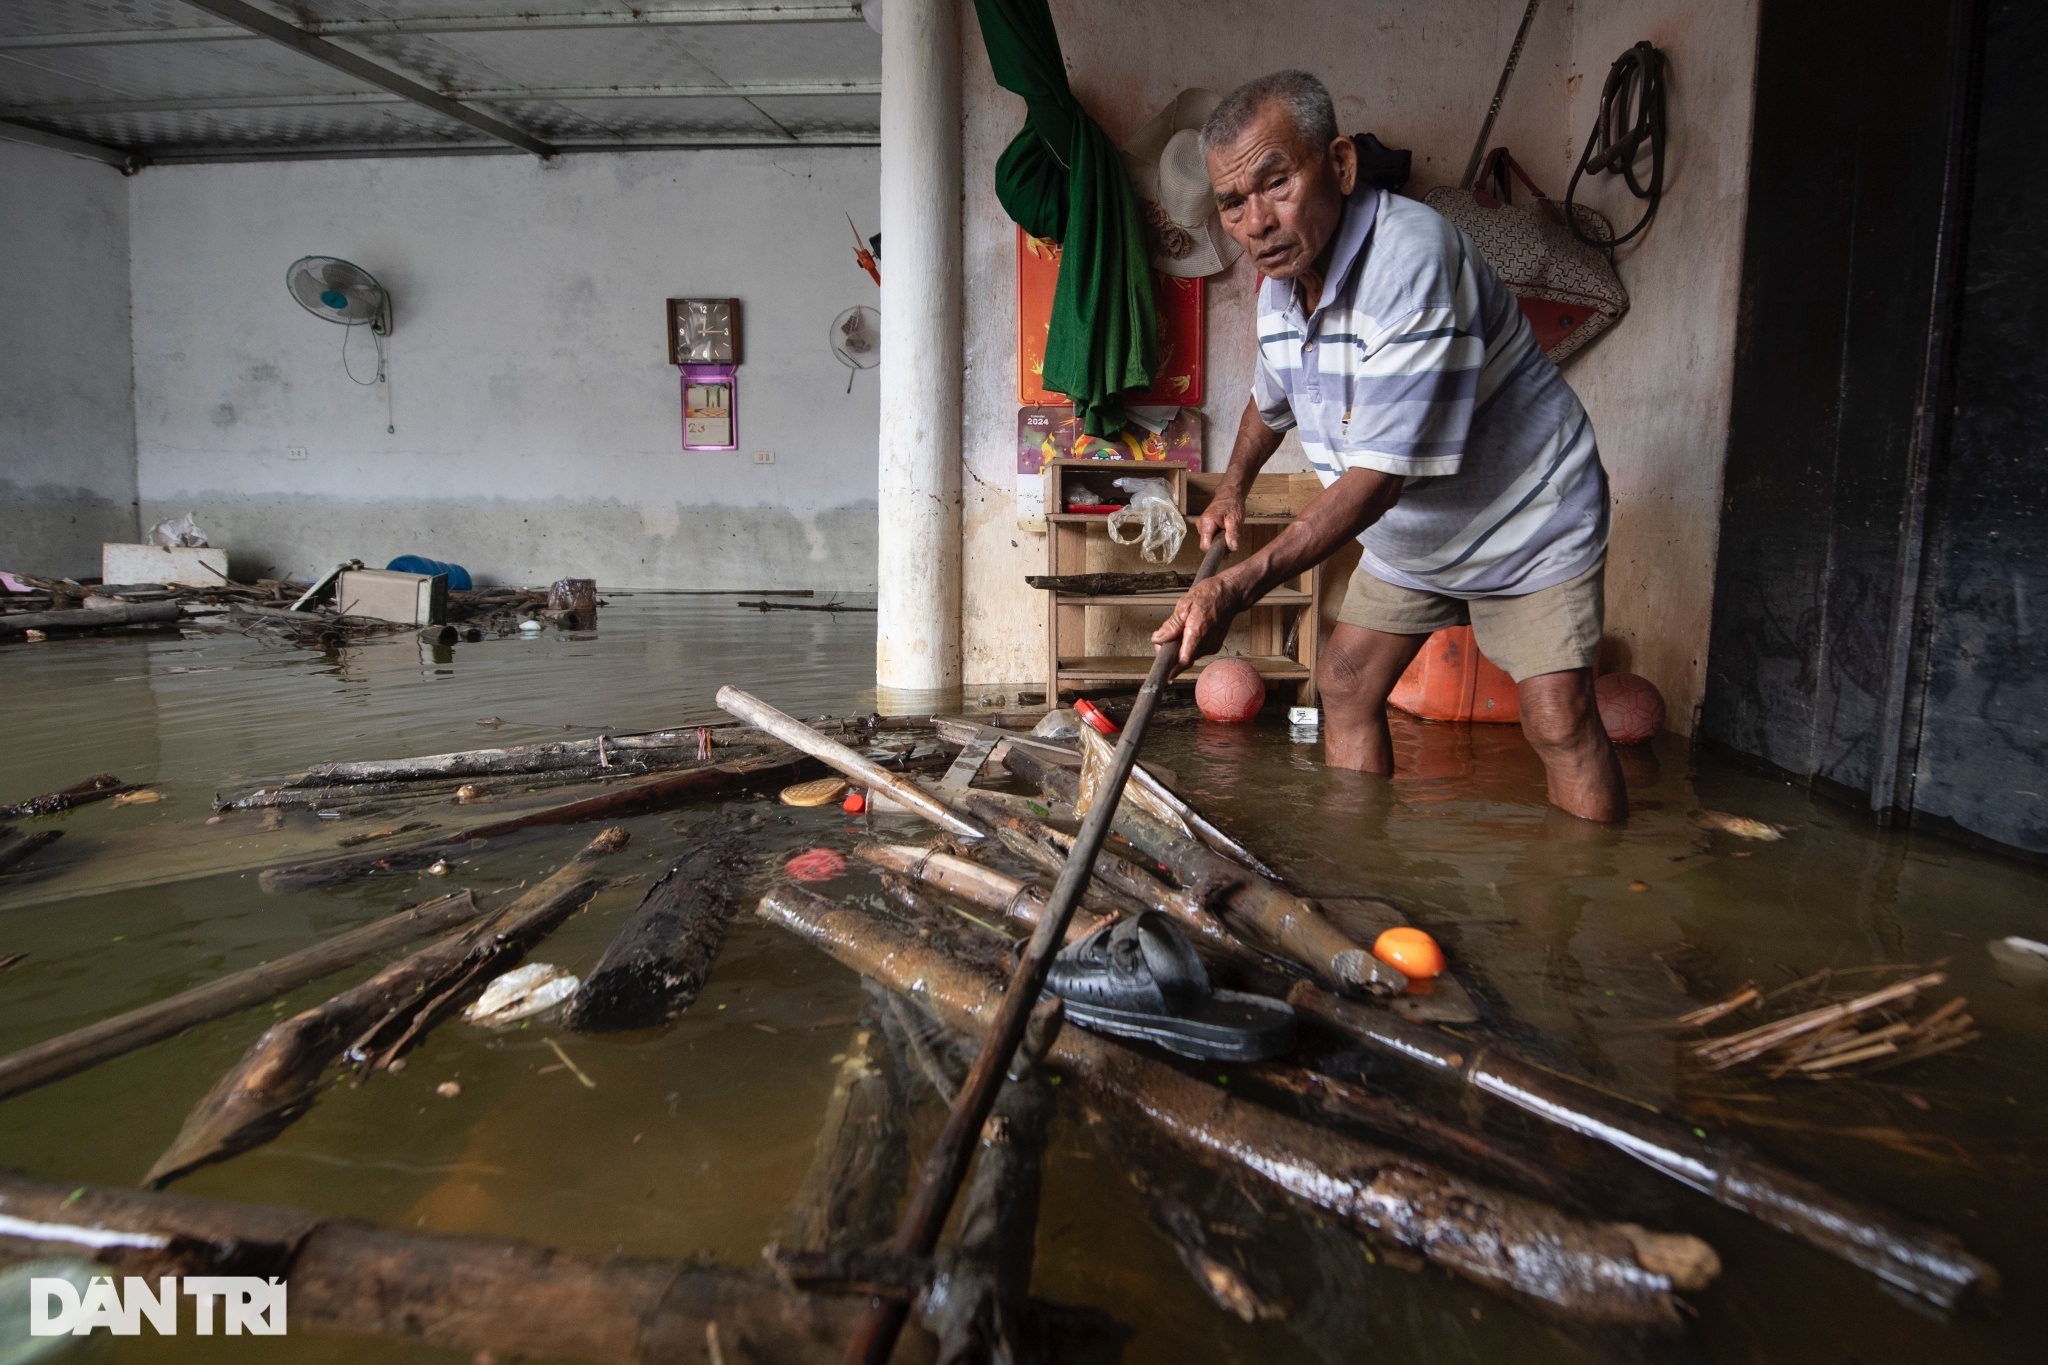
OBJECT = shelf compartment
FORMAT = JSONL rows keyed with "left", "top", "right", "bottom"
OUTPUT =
{"left": 1055, "top": 654, "right": 1312, "bottom": 682}
{"left": 1050, "top": 589, "right": 1313, "bottom": 606}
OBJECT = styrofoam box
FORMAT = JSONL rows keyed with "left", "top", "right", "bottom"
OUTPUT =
{"left": 102, "top": 543, "right": 228, "bottom": 587}
{"left": 334, "top": 568, "right": 447, "bottom": 625}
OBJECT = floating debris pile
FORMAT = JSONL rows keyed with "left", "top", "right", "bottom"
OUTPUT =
{"left": 0, "top": 681, "right": 2006, "bottom": 1359}
{"left": 1683, "top": 964, "right": 1977, "bottom": 1079}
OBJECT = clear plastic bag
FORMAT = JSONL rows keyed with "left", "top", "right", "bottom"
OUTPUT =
{"left": 1106, "top": 477, "right": 1186, "bottom": 564}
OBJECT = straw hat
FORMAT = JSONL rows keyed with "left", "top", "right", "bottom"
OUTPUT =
{"left": 1121, "top": 89, "right": 1243, "bottom": 279}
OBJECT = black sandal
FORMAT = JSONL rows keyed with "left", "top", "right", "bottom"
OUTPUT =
{"left": 1046, "top": 912, "right": 1295, "bottom": 1062}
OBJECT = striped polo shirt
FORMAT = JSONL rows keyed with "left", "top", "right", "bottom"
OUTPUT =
{"left": 1252, "top": 186, "right": 1608, "bottom": 598}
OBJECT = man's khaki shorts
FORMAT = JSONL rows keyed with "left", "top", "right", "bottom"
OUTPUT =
{"left": 1334, "top": 557, "right": 1605, "bottom": 682}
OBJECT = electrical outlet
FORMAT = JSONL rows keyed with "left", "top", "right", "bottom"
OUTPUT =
{"left": 752, "top": 450, "right": 775, "bottom": 465}
{"left": 286, "top": 446, "right": 308, "bottom": 461}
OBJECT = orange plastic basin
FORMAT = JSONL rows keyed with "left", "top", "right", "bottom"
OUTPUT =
{"left": 1387, "top": 626, "right": 1521, "bottom": 724}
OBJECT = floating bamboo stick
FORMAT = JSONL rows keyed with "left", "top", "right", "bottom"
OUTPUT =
{"left": 0, "top": 1172, "right": 876, "bottom": 1364}
{"left": 146, "top": 829, "right": 629, "bottom": 1188}
{"left": 1695, "top": 972, "right": 1946, "bottom": 1070}
{"left": 1673, "top": 984, "right": 1758, "bottom": 1029}
{"left": 718, "top": 687, "right": 988, "bottom": 840}
{"left": 1289, "top": 982, "right": 1996, "bottom": 1311}
{"left": 0, "top": 891, "right": 484, "bottom": 1103}
{"left": 854, "top": 843, "right": 1109, "bottom": 944}
{"left": 759, "top": 886, "right": 1716, "bottom": 1327}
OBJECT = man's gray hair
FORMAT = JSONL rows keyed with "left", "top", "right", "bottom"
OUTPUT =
{"left": 1200, "top": 70, "right": 1339, "bottom": 157}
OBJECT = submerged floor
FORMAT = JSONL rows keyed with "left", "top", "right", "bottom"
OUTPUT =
{"left": 1, "top": 596, "right": 2044, "bottom": 1364}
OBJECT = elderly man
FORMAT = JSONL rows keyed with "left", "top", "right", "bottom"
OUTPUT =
{"left": 1153, "top": 70, "right": 1625, "bottom": 822}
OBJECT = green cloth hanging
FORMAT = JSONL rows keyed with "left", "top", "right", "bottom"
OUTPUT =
{"left": 974, "top": 0, "right": 1157, "bottom": 436}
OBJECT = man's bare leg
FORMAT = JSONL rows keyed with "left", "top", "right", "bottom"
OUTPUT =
{"left": 1316, "top": 623, "right": 1429, "bottom": 772}
{"left": 1517, "top": 668, "right": 1626, "bottom": 822}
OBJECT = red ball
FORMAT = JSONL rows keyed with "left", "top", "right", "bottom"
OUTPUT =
{"left": 1595, "top": 672, "right": 1665, "bottom": 744}
{"left": 1196, "top": 656, "right": 1266, "bottom": 723}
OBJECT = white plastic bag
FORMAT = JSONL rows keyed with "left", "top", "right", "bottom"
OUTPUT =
{"left": 1106, "top": 477, "right": 1185, "bottom": 564}
{"left": 148, "top": 513, "right": 210, "bottom": 548}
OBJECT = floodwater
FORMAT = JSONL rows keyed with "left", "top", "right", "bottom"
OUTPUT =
{"left": 1, "top": 596, "right": 2044, "bottom": 1364}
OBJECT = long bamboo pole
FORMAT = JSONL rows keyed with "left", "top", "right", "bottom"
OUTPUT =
{"left": 717, "top": 688, "right": 988, "bottom": 840}
{"left": 760, "top": 884, "right": 1714, "bottom": 1327}
{"left": 839, "top": 541, "right": 1228, "bottom": 1365}
{"left": 1289, "top": 982, "right": 1997, "bottom": 1311}
{"left": 0, "top": 891, "right": 484, "bottom": 1102}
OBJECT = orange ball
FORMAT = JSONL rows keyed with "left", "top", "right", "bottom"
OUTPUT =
{"left": 1373, "top": 926, "right": 1445, "bottom": 980}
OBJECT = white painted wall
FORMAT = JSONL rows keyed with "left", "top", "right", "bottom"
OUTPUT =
{"left": 1549, "top": 0, "right": 1759, "bottom": 731}
{"left": 0, "top": 141, "right": 138, "bottom": 579}
{"left": 957, "top": 0, "right": 1759, "bottom": 735}
{"left": 130, "top": 148, "right": 881, "bottom": 589}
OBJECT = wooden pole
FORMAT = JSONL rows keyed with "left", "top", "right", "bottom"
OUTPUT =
{"left": 1288, "top": 982, "right": 1998, "bottom": 1311}
{"left": 839, "top": 542, "right": 1241, "bottom": 1364}
{"left": 0, "top": 1173, "right": 873, "bottom": 1364}
{"left": 779, "top": 983, "right": 911, "bottom": 1255}
{"left": 759, "top": 884, "right": 1715, "bottom": 1327}
{"left": 1000, "top": 744, "right": 1406, "bottom": 996}
{"left": 716, "top": 687, "right": 989, "bottom": 841}
{"left": 0, "top": 891, "right": 484, "bottom": 1103}
{"left": 0, "top": 602, "right": 182, "bottom": 633}
{"left": 0, "top": 773, "right": 134, "bottom": 819}
{"left": 147, "top": 830, "right": 628, "bottom": 1188}
{"left": 257, "top": 750, "right": 810, "bottom": 893}
{"left": 563, "top": 812, "right": 760, "bottom": 1031}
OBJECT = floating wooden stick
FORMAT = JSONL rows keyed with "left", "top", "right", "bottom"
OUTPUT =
{"left": 258, "top": 751, "right": 808, "bottom": 893}
{"left": 1243, "top": 1062, "right": 1574, "bottom": 1205}
{"left": 1673, "top": 984, "right": 1758, "bottom": 1029}
{"left": 779, "top": 985, "right": 910, "bottom": 1255}
{"left": 0, "top": 1172, "right": 874, "bottom": 1364}
{"left": 0, "top": 602, "right": 182, "bottom": 634}
{"left": 1001, "top": 744, "right": 1405, "bottom": 997}
{"left": 759, "top": 886, "right": 1715, "bottom": 1327}
{"left": 854, "top": 844, "right": 1111, "bottom": 944}
{"left": 1288, "top": 981, "right": 1996, "bottom": 1311}
{"left": 962, "top": 796, "right": 1262, "bottom": 968}
{"left": 716, "top": 687, "right": 988, "bottom": 841}
{"left": 0, "top": 774, "right": 134, "bottom": 819}
{"left": 147, "top": 829, "right": 629, "bottom": 1188}
{"left": 925, "top": 1010, "right": 1061, "bottom": 1364}
{"left": 0, "top": 891, "right": 484, "bottom": 1103}
{"left": 564, "top": 812, "right": 760, "bottom": 1031}
{"left": 296, "top": 730, "right": 738, "bottom": 785}
{"left": 1694, "top": 972, "right": 1946, "bottom": 1070}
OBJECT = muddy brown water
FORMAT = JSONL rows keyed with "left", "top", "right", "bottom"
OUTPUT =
{"left": 1, "top": 596, "right": 2043, "bottom": 1364}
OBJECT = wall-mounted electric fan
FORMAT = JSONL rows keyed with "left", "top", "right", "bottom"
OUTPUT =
{"left": 287, "top": 255, "right": 395, "bottom": 431}
{"left": 831, "top": 304, "right": 880, "bottom": 393}
{"left": 288, "top": 255, "right": 391, "bottom": 334}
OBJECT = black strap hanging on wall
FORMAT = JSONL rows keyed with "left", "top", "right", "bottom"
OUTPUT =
{"left": 1564, "top": 41, "right": 1667, "bottom": 249}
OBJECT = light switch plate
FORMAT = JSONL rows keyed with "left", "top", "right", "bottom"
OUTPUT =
{"left": 753, "top": 450, "right": 775, "bottom": 464}
{"left": 286, "top": 446, "right": 308, "bottom": 461}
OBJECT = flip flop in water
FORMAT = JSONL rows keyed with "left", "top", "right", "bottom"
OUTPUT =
{"left": 1047, "top": 912, "right": 1295, "bottom": 1062}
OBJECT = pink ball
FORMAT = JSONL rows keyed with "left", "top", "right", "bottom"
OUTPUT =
{"left": 1196, "top": 656, "right": 1266, "bottom": 723}
{"left": 1596, "top": 672, "right": 1665, "bottom": 744}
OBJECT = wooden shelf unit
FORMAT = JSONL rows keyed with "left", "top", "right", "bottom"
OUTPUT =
{"left": 1038, "top": 465, "right": 1324, "bottom": 704}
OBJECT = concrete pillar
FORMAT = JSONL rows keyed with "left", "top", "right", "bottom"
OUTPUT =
{"left": 874, "top": 0, "right": 962, "bottom": 696}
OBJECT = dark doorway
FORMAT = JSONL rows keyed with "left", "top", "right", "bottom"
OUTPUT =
{"left": 1703, "top": 0, "right": 2046, "bottom": 858}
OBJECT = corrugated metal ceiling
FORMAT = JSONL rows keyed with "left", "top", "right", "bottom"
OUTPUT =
{"left": 0, "top": 0, "right": 880, "bottom": 168}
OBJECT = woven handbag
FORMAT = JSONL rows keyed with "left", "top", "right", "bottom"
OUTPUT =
{"left": 1425, "top": 148, "right": 1628, "bottom": 364}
